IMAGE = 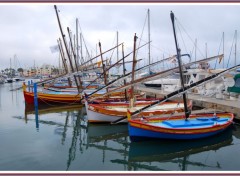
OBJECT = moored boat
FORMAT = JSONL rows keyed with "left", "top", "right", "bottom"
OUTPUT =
{"left": 126, "top": 11, "right": 235, "bottom": 141}
{"left": 85, "top": 100, "right": 192, "bottom": 123}
{"left": 23, "top": 83, "right": 82, "bottom": 105}
{"left": 128, "top": 112, "right": 234, "bottom": 141}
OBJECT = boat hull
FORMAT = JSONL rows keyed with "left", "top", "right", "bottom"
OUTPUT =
{"left": 128, "top": 113, "right": 234, "bottom": 141}
{"left": 86, "top": 100, "right": 192, "bottom": 123}
{"left": 85, "top": 101, "right": 127, "bottom": 123}
{"left": 23, "top": 90, "right": 82, "bottom": 105}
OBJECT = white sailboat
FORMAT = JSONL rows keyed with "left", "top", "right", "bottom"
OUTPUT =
{"left": 6, "top": 58, "right": 13, "bottom": 83}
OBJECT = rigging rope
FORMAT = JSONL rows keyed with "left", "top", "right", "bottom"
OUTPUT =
{"left": 175, "top": 17, "right": 205, "bottom": 59}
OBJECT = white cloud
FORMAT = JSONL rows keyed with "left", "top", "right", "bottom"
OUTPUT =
{"left": 0, "top": 3, "right": 239, "bottom": 71}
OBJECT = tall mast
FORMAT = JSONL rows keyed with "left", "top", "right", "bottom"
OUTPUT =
{"left": 117, "top": 31, "right": 119, "bottom": 62}
{"left": 67, "top": 27, "right": 83, "bottom": 89}
{"left": 195, "top": 38, "right": 197, "bottom": 68}
{"left": 170, "top": 11, "right": 190, "bottom": 120}
{"left": 130, "top": 33, "right": 138, "bottom": 101}
{"left": 223, "top": 32, "right": 224, "bottom": 68}
{"left": 235, "top": 30, "right": 237, "bottom": 66}
{"left": 148, "top": 9, "right": 151, "bottom": 73}
{"left": 98, "top": 42, "right": 108, "bottom": 92}
{"left": 122, "top": 43, "right": 127, "bottom": 101}
{"left": 76, "top": 18, "right": 79, "bottom": 66}
{"left": 54, "top": 5, "right": 80, "bottom": 92}
{"left": 58, "top": 38, "right": 72, "bottom": 87}
{"left": 117, "top": 31, "right": 119, "bottom": 74}
{"left": 80, "top": 33, "right": 84, "bottom": 65}
{"left": 10, "top": 58, "right": 12, "bottom": 78}
{"left": 205, "top": 42, "right": 207, "bottom": 59}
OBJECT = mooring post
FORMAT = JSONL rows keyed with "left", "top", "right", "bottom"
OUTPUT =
{"left": 35, "top": 107, "right": 39, "bottom": 130}
{"left": 33, "top": 83, "right": 38, "bottom": 108}
{"left": 28, "top": 81, "right": 30, "bottom": 92}
{"left": 33, "top": 82, "right": 39, "bottom": 130}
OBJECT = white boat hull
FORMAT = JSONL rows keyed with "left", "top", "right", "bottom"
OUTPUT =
{"left": 85, "top": 101, "right": 188, "bottom": 123}
{"left": 85, "top": 101, "right": 126, "bottom": 123}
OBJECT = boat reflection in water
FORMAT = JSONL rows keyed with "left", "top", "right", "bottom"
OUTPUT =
{"left": 86, "top": 123, "right": 128, "bottom": 143}
{"left": 23, "top": 103, "right": 88, "bottom": 170}
{"left": 125, "top": 127, "right": 233, "bottom": 171}
{"left": 24, "top": 103, "right": 84, "bottom": 116}
{"left": 12, "top": 103, "right": 235, "bottom": 171}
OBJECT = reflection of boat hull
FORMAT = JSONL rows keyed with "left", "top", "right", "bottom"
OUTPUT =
{"left": 128, "top": 113, "right": 233, "bottom": 140}
{"left": 87, "top": 123, "right": 128, "bottom": 143}
{"left": 129, "top": 127, "right": 233, "bottom": 162}
{"left": 25, "top": 103, "right": 83, "bottom": 115}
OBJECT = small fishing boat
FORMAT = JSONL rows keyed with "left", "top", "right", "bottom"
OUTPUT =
{"left": 6, "top": 77, "right": 13, "bottom": 83}
{"left": 127, "top": 11, "right": 235, "bottom": 141}
{"left": 44, "top": 81, "right": 104, "bottom": 91}
{"left": 23, "top": 82, "right": 144, "bottom": 105}
{"left": 85, "top": 100, "right": 192, "bottom": 123}
{"left": 128, "top": 112, "right": 234, "bottom": 141}
{"left": 23, "top": 83, "right": 82, "bottom": 105}
{"left": 82, "top": 88, "right": 146, "bottom": 103}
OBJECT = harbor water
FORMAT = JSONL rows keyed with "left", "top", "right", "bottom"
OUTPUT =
{"left": 1, "top": 81, "right": 240, "bottom": 171}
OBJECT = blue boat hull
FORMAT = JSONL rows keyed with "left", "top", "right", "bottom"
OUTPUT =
{"left": 128, "top": 124, "right": 229, "bottom": 141}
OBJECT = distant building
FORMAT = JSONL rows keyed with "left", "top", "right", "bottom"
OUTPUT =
{"left": 23, "top": 64, "right": 60, "bottom": 77}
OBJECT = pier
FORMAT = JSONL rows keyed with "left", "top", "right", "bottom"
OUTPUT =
{"left": 136, "top": 85, "right": 240, "bottom": 119}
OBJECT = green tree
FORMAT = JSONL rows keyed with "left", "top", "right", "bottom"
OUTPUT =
{"left": 17, "top": 68, "right": 23, "bottom": 73}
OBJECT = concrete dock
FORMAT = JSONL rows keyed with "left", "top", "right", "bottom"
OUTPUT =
{"left": 135, "top": 85, "right": 240, "bottom": 119}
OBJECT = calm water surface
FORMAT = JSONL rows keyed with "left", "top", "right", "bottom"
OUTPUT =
{"left": 1, "top": 81, "right": 240, "bottom": 171}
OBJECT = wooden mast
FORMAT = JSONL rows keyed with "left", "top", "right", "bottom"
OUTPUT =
{"left": 76, "top": 18, "right": 79, "bottom": 66}
{"left": 130, "top": 33, "right": 138, "bottom": 106}
{"left": 148, "top": 9, "right": 151, "bottom": 73}
{"left": 80, "top": 33, "right": 84, "bottom": 65}
{"left": 54, "top": 5, "right": 80, "bottom": 92}
{"left": 57, "top": 38, "right": 72, "bottom": 87}
{"left": 98, "top": 42, "right": 108, "bottom": 92}
{"left": 122, "top": 43, "right": 127, "bottom": 101}
{"left": 170, "top": 11, "right": 190, "bottom": 120}
{"left": 67, "top": 27, "right": 83, "bottom": 89}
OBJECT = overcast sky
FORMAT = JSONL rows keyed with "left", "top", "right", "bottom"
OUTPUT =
{"left": 0, "top": 3, "right": 239, "bottom": 71}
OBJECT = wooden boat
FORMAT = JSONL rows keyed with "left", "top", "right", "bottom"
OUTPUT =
{"left": 23, "top": 83, "right": 82, "bottom": 105}
{"left": 84, "top": 33, "right": 193, "bottom": 123}
{"left": 85, "top": 100, "right": 192, "bottom": 123}
{"left": 44, "top": 82, "right": 104, "bottom": 91}
{"left": 82, "top": 89, "right": 146, "bottom": 103}
{"left": 127, "top": 11, "right": 235, "bottom": 141}
{"left": 127, "top": 127, "right": 233, "bottom": 169}
{"left": 23, "top": 82, "right": 145, "bottom": 105}
{"left": 128, "top": 113, "right": 234, "bottom": 141}
{"left": 89, "top": 97, "right": 163, "bottom": 104}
